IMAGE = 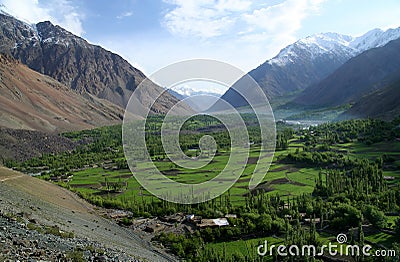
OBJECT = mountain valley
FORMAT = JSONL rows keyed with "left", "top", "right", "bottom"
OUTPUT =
{"left": 0, "top": 8, "right": 400, "bottom": 262}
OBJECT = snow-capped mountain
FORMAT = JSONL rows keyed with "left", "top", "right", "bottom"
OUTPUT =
{"left": 294, "top": 37, "right": 400, "bottom": 108}
{"left": 270, "top": 32, "right": 355, "bottom": 67}
{"left": 0, "top": 6, "right": 88, "bottom": 48}
{"left": 220, "top": 27, "right": 400, "bottom": 107}
{"left": 349, "top": 28, "right": 400, "bottom": 51}
{"left": 270, "top": 28, "right": 400, "bottom": 67}
{"left": 170, "top": 85, "right": 222, "bottom": 98}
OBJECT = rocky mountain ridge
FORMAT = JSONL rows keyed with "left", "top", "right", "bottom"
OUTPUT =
{"left": 0, "top": 13, "right": 185, "bottom": 114}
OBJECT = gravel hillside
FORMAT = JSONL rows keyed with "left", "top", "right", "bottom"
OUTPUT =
{"left": 0, "top": 166, "right": 176, "bottom": 261}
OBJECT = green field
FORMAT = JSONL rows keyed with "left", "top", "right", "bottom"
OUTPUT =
{"left": 65, "top": 146, "right": 323, "bottom": 206}
{"left": 204, "top": 236, "right": 284, "bottom": 261}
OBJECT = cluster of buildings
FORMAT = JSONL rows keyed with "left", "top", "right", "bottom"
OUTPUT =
{"left": 144, "top": 213, "right": 236, "bottom": 234}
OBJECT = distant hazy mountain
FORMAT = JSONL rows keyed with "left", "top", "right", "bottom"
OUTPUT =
{"left": 294, "top": 38, "right": 400, "bottom": 107}
{"left": 220, "top": 27, "right": 400, "bottom": 107}
{"left": 168, "top": 86, "right": 222, "bottom": 112}
{"left": 0, "top": 54, "right": 123, "bottom": 132}
{"left": 168, "top": 89, "right": 188, "bottom": 101}
{"left": 340, "top": 75, "right": 400, "bottom": 120}
{"left": 0, "top": 12, "right": 188, "bottom": 115}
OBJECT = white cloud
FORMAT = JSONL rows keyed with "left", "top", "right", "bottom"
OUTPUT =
{"left": 162, "top": 0, "right": 251, "bottom": 38}
{"left": 0, "top": 0, "right": 84, "bottom": 36}
{"left": 159, "top": 0, "right": 326, "bottom": 72}
{"left": 238, "top": 0, "right": 326, "bottom": 55}
{"left": 162, "top": 0, "right": 325, "bottom": 44}
{"left": 0, "top": 0, "right": 51, "bottom": 23}
{"left": 242, "top": 0, "right": 325, "bottom": 38}
{"left": 214, "top": 0, "right": 252, "bottom": 12}
{"left": 117, "top": 11, "right": 133, "bottom": 20}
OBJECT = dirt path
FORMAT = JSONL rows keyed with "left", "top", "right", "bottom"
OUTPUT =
{"left": 0, "top": 167, "right": 176, "bottom": 261}
{"left": 0, "top": 174, "right": 24, "bottom": 182}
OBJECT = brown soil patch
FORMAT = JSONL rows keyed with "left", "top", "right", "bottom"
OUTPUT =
{"left": 269, "top": 166, "right": 289, "bottom": 172}
{"left": 237, "top": 178, "right": 250, "bottom": 183}
{"left": 270, "top": 177, "right": 306, "bottom": 186}
{"left": 270, "top": 177, "right": 290, "bottom": 184}
{"left": 269, "top": 165, "right": 300, "bottom": 173}
{"left": 115, "top": 174, "right": 133, "bottom": 179}
{"left": 161, "top": 169, "right": 181, "bottom": 176}
{"left": 246, "top": 157, "right": 259, "bottom": 165}
{"left": 93, "top": 191, "right": 124, "bottom": 196}
{"left": 71, "top": 183, "right": 101, "bottom": 189}
{"left": 286, "top": 167, "right": 300, "bottom": 173}
{"left": 242, "top": 181, "right": 274, "bottom": 196}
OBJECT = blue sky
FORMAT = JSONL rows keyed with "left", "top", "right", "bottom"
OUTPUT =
{"left": 1, "top": 0, "right": 399, "bottom": 94}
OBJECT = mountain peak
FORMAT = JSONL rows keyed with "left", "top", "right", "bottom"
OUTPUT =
{"left": 298, "top": 32, "right": 354, "bottom": 52}
{"left": 36, "top": 20, "right": 55, "bottom": 33}
{"left": 300, "top": 32, "right": 353, "bottom": 46}
{"left": 268, "top": 27, "right": 400, "bottom": 68}
{"left": 35, "top": 20, "right": 86, "bottom": 47}
{"left": 349, "top": 27, "right": 400, "bottom": 51}
{"left": 0, "top": 13, "right": 191, "bottom": 116}
{"left": 268, "top": 32, "right": 355, "bottom": 67}
{"left": 36, "top": 20, "right": 72, "bottom": 36}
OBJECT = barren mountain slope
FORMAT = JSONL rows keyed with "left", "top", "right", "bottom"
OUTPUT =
{"left": 0, "top": 54, "right": 124, "bottom": 133}
{"left": 0, "top": 166, "right": 175, "bottom": 261}
{"left": 0, "top": 13, "right": 190, "bottom": 115}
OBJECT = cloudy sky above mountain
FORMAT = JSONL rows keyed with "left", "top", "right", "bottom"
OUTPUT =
{"left": 1, "top": 0, "right": 399, "bottom": 78}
